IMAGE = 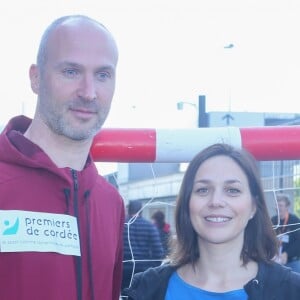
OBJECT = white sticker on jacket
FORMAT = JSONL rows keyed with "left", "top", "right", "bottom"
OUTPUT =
{"left": 0, "top": 210, "right": 80, "bottom": 256}
{"left": 279, "top": 234, "right": 289, "bottom": 244}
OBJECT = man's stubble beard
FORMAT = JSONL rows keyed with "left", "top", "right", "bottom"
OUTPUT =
{"left": 38, "top": 92, "right": 110, "bottom": 141}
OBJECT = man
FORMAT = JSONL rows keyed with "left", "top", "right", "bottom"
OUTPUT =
{"left": 271, "top": 193, "right": 300, "bottom": 273}
{"left": 0, "top": 15, "right": 124, "bottom": 300}
{"left": 122, "top": 200, "right": 164, "bottom": 292}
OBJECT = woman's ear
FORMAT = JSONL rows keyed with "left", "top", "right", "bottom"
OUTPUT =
{"left": 250, "top": 197, "right": 257, "bottom": 219}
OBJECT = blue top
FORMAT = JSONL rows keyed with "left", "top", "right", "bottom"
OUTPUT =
{"left": 165, "top": 271, "right": 248, "bottom": 300}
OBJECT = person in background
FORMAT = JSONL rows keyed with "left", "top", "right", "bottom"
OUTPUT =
{"left": 122, "top": 200, "right": 164, "bottom": 292}
{"left": 0, "top": 15, "right": 124, "bottom": 300}
{"left": 123, "top": 143, "right": 300, "bottom": 300}
{"left": 151, "top": 210, "right": 172, "bottom": 257}
{"left": 271, "top": 193, "right": 300, "bottom": 273}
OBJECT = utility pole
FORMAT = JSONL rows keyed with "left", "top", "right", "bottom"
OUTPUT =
{"left": 198, "top": 95, "right": 208, "bottom": 127}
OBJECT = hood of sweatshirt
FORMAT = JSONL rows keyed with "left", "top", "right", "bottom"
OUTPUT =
{"left": 0, "top": 115, "right": 98, "bottom": 190}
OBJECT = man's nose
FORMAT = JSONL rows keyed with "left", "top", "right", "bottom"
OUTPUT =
{"left": 77, "top": 74, "right": 97, "bottom": 101}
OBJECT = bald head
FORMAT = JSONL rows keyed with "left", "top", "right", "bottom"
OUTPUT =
{"left": 37, "top": 15, "right": 118, "bottom": 72}
{"left": 28, "top": 14, "right": 119, "bottom": 143}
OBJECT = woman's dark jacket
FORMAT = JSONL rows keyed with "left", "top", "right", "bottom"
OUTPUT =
{"left": 123, "top": 261, "right": 300, "bottom": 300}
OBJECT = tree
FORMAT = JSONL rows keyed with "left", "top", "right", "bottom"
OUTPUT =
{"left": 293, "top": 178, "right": 300, "bottom": 217}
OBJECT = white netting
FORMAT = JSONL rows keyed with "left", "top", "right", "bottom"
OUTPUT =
{"left": 110, "top": 159, "right": 300, "bottom": 299}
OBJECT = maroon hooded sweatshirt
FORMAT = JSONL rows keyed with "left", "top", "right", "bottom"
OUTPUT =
{"left": 0, "top": 116, "right": 125, "bottom": 300}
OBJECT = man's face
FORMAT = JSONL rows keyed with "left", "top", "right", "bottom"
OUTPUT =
{"left": 30, "top": 20, "right": 118, "bottom": 141}
{"left": 277, "top": 200, "right": 289, "bottom": 219}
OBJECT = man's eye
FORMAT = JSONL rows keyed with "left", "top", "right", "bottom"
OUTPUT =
{"left": 63, "top": 69, "right": 78, "bottom": 78}
{"left": 96, "top": 72, "right": 111, "bottom": 81}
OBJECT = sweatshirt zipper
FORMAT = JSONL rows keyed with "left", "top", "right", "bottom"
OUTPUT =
{"left": 72, "top": 169, "right": 82, "bottom": 300}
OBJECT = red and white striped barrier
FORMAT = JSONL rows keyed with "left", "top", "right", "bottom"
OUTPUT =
{"left": 91, "top": 126, "right": 300, "bottom": 162}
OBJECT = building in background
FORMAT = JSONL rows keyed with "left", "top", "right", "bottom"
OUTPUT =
{"left": 106, "top": 97, "right": 300, "bottom": 228}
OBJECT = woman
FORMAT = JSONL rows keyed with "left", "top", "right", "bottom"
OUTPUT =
{"left": 123, "top": 143, "right": 300, "bottom": 299}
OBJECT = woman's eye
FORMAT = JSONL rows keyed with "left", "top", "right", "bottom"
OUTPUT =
{"left": 226, "top": 188, "right": 241, "bottom": 195}
{"left": 195, "top": 187, "right": 209, "bottom": 195}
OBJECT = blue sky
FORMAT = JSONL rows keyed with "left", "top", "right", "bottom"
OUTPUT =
{"left": 1, "top": 0, "right": 300, "bottom": 129}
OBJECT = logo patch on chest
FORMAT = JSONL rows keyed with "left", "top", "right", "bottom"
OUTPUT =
{"left": 0, "top": 210, "right": 80, "bottom": 256}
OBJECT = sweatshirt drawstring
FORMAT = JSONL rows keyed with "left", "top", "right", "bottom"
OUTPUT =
{"left": 84, "top": 190, "right": 95, "bottom": 300}
{"left": 63, "top": 188, "right": 71, "bottom": 214}
{"left": 71, "top": 170, "right": 83, "bottom": 300}
{"left": 65, "top": 175, "right": 94, "bottom": 300}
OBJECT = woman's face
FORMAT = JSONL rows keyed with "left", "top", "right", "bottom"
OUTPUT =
{"left": 189, "top": 155, "right": 256, "bottom": 247}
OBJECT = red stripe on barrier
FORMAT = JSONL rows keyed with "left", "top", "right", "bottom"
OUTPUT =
{"left": 91, "top": 128, "right": 156, "bottom": 162}
{"left": 240, "top": 126, "right": 300, "bottom": 160}
{"left": 91, "top": 126, "right": 300, "bottom": 162}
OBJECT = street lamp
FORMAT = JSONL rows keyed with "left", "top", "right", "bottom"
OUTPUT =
{"left": 223, "top": 43, "right": 234, "bottom": 113}
{"left": 176, "top": 101, "right": 197, "bottom": 110}
{"left": 224, "top": 43, "right": 234, "bottom": 49}
{"left": 176, "top": 95, "right": 208, "bottom": 128}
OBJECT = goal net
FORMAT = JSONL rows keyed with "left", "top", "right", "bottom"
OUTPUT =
{"left": 92, "top": 126, "right": 300, "bottom": 297}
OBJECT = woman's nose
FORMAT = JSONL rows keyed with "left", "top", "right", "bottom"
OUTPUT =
{"left": 208, "top": 191, "right": 226, "bottom": 207}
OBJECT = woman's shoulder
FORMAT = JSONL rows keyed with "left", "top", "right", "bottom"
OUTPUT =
{"left": 260, "top": 262, "right": 300, "bottom": 290}
{"left": 245, "top": 262, "right": 300, "bottom": 299}
{"left": 132, "top": 263, "right": 176, "bottom": 283}
{"left": 123, "top": 263, "right": 176, "bottom": 299}
{"left": 264, "top": 261, "right": 300, "bottom": 274}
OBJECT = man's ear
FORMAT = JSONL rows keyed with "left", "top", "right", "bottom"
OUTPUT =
{"left": 29, "top": 64, "right": 40, "bottom": 94}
